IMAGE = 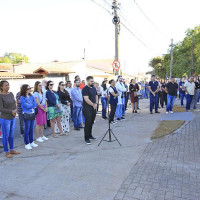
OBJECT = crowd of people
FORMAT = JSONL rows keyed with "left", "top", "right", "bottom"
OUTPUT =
{"left": 0, "top": 74, "right": 199, "bottom": 158}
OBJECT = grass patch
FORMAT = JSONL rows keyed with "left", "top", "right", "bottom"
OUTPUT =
{"left": 173, "top": 105, "right": 186, "bottom": 112}
{"left": 151, "top": 120, "right": 185, "bottom": 139}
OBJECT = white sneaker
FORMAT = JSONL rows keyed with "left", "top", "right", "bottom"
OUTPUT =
{"left": 42, "top": 136, "right": 48, "bottom": 141}
{"left": 36, "top": 137, "right": 44, "bottom": 143}
{"left": 166, "top": 112, "right": 169, "bottom": 114}
{"left": 30, "top": 142, "right": 38, "bottom": 148}
{"left": 170, "top": 111, "right": 173, "bottom": 114}
{"left": 25, "top": 144, "right": 32, "bottom": 150}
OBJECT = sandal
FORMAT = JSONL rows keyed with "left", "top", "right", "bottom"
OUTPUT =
{"left": 52, "top": 134, "right": 59, "bottom": 138}
{"left": 5, "top": 153, "right": 13, "bottom": 158}
{"left": 59, "top": 133, "right": 67, "bottom": 136}
{"left": 10, "top": 150, "right": 20, "bottom": 155}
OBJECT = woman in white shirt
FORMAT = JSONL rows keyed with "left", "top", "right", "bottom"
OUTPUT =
{"left": 101, "top": 81, "right": 108, "bottom": 119}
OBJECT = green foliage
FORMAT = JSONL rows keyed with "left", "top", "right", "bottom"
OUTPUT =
{"left": 149, "top": 25, "right": 200, "bottom": 78}
{"left": 0, "top": 52, "right": 29, "bottom": 64}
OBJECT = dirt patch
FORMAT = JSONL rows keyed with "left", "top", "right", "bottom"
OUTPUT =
{"left": 151, "top": 120, "right": 185, "bottom": 139}
{"left": 173, "top": 105, "right": 185, "bottom": 112}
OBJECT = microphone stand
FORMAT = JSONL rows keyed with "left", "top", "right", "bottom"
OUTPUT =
{"left": 98, "top": 86, "right": 121, "bottom": 146}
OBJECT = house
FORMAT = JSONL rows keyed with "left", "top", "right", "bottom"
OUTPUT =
{"left": 0, "top": 63, "right": 24, "bottom": 80}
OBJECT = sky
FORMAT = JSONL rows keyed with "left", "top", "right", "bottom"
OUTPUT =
{"left": 0, "top": 0, "right": 200, "bottom": 74}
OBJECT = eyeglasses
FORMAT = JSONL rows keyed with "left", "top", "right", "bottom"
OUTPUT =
{"left": 49, "top": 84, "right": 54, "bottom": 86}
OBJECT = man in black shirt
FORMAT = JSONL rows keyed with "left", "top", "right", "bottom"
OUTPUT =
{"left": 82, "top": 76, "right": 98, "bottom": 145}
{"left": 165, "top": 77, "right": 178, "bottom": 114}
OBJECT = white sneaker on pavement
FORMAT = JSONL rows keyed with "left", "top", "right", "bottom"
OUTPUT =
{"left": 42, "top": 136, "right": 48, "bottom": 141}
{"left": 36, "top": 137, "right": 44, "bottom": 143}
{"left": 30, "top": 142, "right": 38, "bottom": 148}
{"left": 166, "top": 112, "right": 169, "bottom": 114}
{"left": 25, "top": 144, "right": 32, "bottom": 150}
{"left": 170, "top": 111, "right": 173, "bottom": 114}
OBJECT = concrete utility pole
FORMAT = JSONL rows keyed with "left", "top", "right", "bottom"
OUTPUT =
{"left": 170, "top": 39, "right": 174, "bottom": 78}
{"left": 112, "top": 0, "right": 120, "bottom": 75}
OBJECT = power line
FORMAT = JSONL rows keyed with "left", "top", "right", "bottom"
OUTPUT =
{"left": 132, "top": 0, "right": 168, "bottom": 39}
{"left": 91, "top": 0, "right": 150, "bottom": 49}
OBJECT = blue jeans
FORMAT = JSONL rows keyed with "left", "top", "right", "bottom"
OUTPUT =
{"left": 145, "top": 90, "right": 149, "bottom": 99}
{"left": 116, "top": 104, "right": 122, "bottom": 119}
{"left": 166, "top": 95, "right": 176, "bottom": 112}
{"left": 101, "top": 97, "right": 108, "bottom": 118}
{"left": 122, "top": 97, "right": 126, "bottom": 116}
{"left": 1, "top": 118, "right": 15, "bottom": 152}
{"left": 180, "top": 92, "right": 185, "bottom": 106}
{"left": 23, "top": 117, "right": 35, "bottom": 145}
{"left": 150, "top": 93, "right": 158, "bottom": 112}
{"left": 186, "top": 94, "right": 193, "bottom": 111}
{"left": 73, "top": 106, "right": 82, "bottom": 128}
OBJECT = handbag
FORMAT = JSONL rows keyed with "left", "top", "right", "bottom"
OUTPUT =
{"left": 35, "top": 95, "right": 43, "bottom": 115}
{"left": 134, "top": 91, "right": 142, "bottom": 97}
{"left": 24, "top": 113, "right": 35, "bottom": 120}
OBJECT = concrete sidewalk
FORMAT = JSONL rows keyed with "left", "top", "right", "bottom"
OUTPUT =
{"left": 0, "top": 100, "right": 164, "bottom": 200}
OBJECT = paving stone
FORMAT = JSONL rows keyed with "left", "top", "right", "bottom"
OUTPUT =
{"left": 115, "top": 112, "right": 200, "bottom": 199}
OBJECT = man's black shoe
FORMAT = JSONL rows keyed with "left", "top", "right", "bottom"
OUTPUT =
{"left": 135, "top": 110, "right": 137, "bottom": 113}
{"left": 74, "top": 127, "right": 80, "bottom": 131}
{"left": 89, "top": 137, "right": 97, "bottom": 141}
{"left": 155, "top": 111, "right": 160, "bottom": 113}
{"left": 85, "top": 140, "right": 91, "bottom": 145}
{"left": 121, "top": 117, "right": 125, "bottom": 120}
{"left": 150, "top": 112, "right": 153, "bottom": 114}
{"left": 117, "top": 118, "right": 121, "bottom": 121}
{"left": 78, "top": 126, "right": 84, "bottom": 129}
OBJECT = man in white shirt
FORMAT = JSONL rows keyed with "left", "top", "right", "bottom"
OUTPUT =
{"left": 115, "top": 76, "right": 127, "bottom": 121}
{"left": 184, "top": 77, "right": 195, "bottom": 111}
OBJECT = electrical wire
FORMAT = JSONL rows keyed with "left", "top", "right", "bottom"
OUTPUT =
{"left": 131, "top": 0, "right": 168, "bottom": 39}
{"left": 91, "top": 0, "right": 150, "bottom": 49}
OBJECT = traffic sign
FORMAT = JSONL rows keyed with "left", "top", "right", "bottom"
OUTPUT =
{"left": 112, "top": 60, "right": 120, "bottom": 70}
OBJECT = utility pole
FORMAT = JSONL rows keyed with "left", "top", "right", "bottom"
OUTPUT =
{"left": 169, "top": 39, "right": 174, "bottom": 78}
{"left": 112, "top": 0, "right": 120, "bottom": 75}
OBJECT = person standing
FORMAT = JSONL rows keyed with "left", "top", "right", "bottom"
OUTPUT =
{"left": 46, "top": 81, "right": 64, "bottom": 137}
{"left": 165, "top": 77, "right": 178, "bottom": 114}
{"left": 161, "top": 80, "right": 167, "bottom": 108}
{"left": 16, "top": 84, "right": 24, "bottom": 137}
{"left": 33, "top": 81, "right": 48, "bottom": 143}
{"left": 65, "top": 81, "right": 73, "bottom": 121}
{"left": 20, "top": 84, "right": 38, "bottom": 150}
{"left": 149, "top": 75, "right": 160, "bottom": 114}
{"left": 179, "top": 77, "right": 186, "bottom": 107}
{"left": 82, "top": 76, "right": 97, "bottom": 145}
{"left": 129, "top": 79, "right": 140, "bottom": 113}
{"left": 190, "top": 76, "right": 200, "bottom": 110}
{"left": 56, "top": 81, "right": 71, "bottom": 134}
{"left": 184, "top": 77, "right": 195, "bottom": 111}
{"left": 100, "top": 81, "right": 108, "bottom": 119}
{"left": 0, "top": 81, "right": 20, "bottom": 158}
{"left": 145, "top": 81, "right": 150, "bottom": 99}
{"left": 115, "top": 76, "right": 126, "bottom": 121}
{"left": 71, "top": 80, "right": 83, "bottom": 131}
{"left": 42, "top": 79, "right": 50, "bottom": 128}
{"left": 108, "top": 79, "right": 119, "bottom": 124}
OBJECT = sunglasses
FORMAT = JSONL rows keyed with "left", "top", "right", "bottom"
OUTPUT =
{"left": 27, "top": 88, "right": 31, "bottom": 90}
{"left": 61, "top": 84, "right": 65, "bottom": 86}
{"left": 49, "top": 84, "right": 54, "bottom": 86}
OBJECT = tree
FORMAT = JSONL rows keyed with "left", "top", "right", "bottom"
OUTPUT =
{"left": 149, "top": 56, "right": 166, "bottom": 79}
{"left": 0, "top": 52, "right": 29, "bottom": 64}
{"left": 149, "top": 25, "right": 200, "bottom": 78}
